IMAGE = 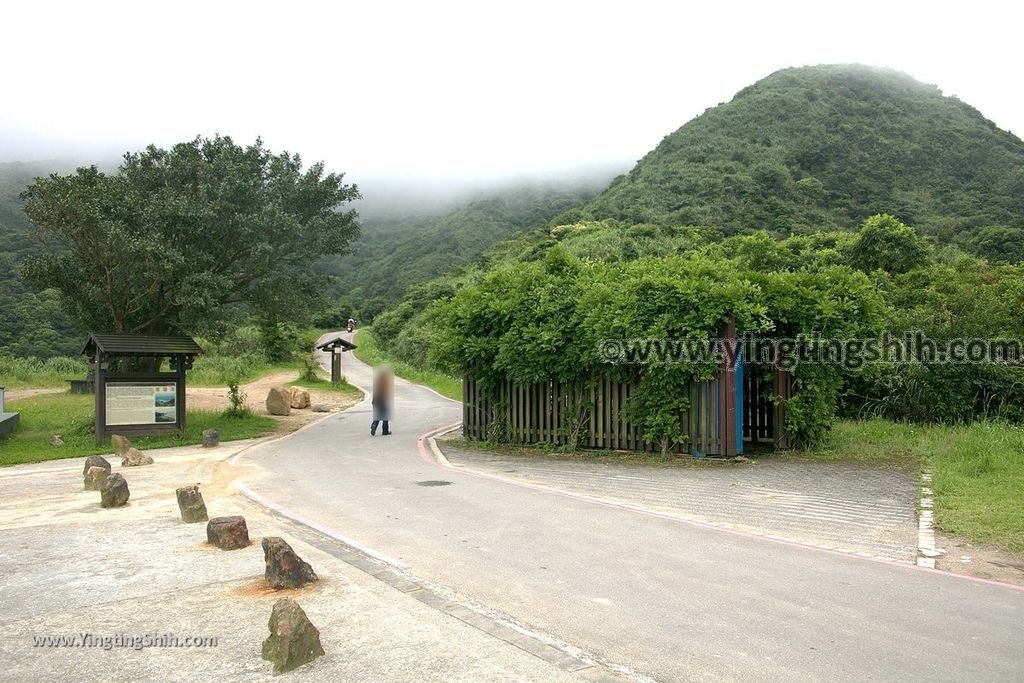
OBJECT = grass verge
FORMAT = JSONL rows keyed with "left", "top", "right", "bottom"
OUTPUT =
{"left": 440, "top": 437, "right": 734, "bottom": 468}
{"left": 927, "top": 421, "right": 1024, "bottom": 552}
{"left": 794, "top": 419, "right": 1024, "bottom": 552}
{"left": 286, "top": 375, "right": 362, "bottom": 396}
{"left": 353, "top": 328, "right": 462, "bottom": 401}
{"left": 0, "top": 392, "right": 277, "bottom": 466}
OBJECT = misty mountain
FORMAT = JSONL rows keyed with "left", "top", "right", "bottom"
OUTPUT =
{"left": 582, "top": 64, "right": 1024, "bottom": 236}
{"left": 319, "top": 172, "right": 618, "bottom": 320}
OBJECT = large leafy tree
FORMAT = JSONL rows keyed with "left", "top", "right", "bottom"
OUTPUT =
{"left": 19, "top": 136, "right": 360, "bottom": 336}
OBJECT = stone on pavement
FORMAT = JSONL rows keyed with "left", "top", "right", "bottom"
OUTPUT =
{"left": 82, "top": 455, "right": 111, "bottom": 477}
{"left": 202, "top": 428, "right": 220, "bottom": 448}
{"left": 84, "top": 466, "right": 108, "bottom": 491}
{"left": 207, "top": 515, "right": 250, "bottom": 549}
{"left": 99, "top": 473, "right": 130, "bottom": 508}
{"left": 289, "top": 387, "right": 311, "bottom": 409}
{"left": 0, "top": 440, "right": 584, "bottom": 683}
{"left": 176, "top": 484, "right": 209, "bottom": 523}
{"left": 266, "top": 387, "right": 292, "bottom": 416}
{"left": 262, "top": 536, "right": 318, "bottom": 589}
{"left": 122, "top": 447, "right": 153, "bottom": 467}
{"left": 261, "top": 597, "right": 325, "bottom": 674}
{"left": 110, "top": 434, "right": 133, "bottom": 457}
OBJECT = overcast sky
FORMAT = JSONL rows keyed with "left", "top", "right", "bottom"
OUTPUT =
{"left": 2, "top": 0, "right": 1022, "bottom": 186}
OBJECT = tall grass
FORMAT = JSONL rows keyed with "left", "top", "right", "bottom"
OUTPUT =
{"left": 928, "top": 421, "right": 1024, "bottom": 552}
{"left": 0, "top": 356, "right": 88, "bottom": 389}
{"left": 187, "top": 352, "right": 281, "bottom": 387}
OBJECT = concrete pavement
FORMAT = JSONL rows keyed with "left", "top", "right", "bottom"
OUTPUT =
{"left": 0, "top": 438, "right": 585, "bottom": 682}
{"left": 234, "top": 333, "right": 1024, "bottom": 682}
{"left": 436, "top": 441, "right": 919, "bottom": 562}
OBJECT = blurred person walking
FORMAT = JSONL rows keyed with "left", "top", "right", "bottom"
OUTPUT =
{"left": 370, "top": 366, "right": 393, "bottom": 436}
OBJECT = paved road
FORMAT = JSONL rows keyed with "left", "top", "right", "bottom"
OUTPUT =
{"left": 439, "top": 442, "right": 918, "bottom": 562}
{"left": 240, "top": 333, "right": 1024, "bottom": 682}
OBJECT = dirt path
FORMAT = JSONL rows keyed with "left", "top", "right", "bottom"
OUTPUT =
{"left": 4, "top": 387, "right": 65, "bottom": 401}
{"left": 188, "top": 371, "right": 362, "bottom": 434}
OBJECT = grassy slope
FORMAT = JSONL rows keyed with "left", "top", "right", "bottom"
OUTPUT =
{"left": 0, "top": 392, "right": 276, "bottom": 466}
{"left": 353, "top": 328, "right": 461, "bottom": 401}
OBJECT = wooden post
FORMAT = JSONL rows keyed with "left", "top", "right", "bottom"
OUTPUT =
{"left": 331, "top": 349, "right": 342, "bottom": 384}
{"left": 717, "top": 318, "right": 739, "bottom": 456}
{"left": 93, "top": 349, "right": 105, "bottom": 445}
{"left": 176, "top": 353, "right": 187, "bottom": 434}
{"left": 773, "top": 367, "right": 793, "bottom": 449}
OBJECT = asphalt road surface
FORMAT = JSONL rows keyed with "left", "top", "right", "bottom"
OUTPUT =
{"left": 239, "top": 332, "right": 1024, "bottom": 682}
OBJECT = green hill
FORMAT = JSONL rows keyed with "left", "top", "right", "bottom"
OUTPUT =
{"left": 370, "top": 64, "right": 1024, "bottom": 430}
{"left": 318, "top": 177, "right": 610, "bottom": 322}
{"left": 583, "top": 64, "right": 1024, "bottom": 236}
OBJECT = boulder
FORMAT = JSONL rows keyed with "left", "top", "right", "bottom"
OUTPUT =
{"left": 82, "top": 455, "right": 111, "bottom": 477}
{"left": 288, "top": 387, "right": 311, "bottom": 410}
{"left": 311, "top": 403, "right": 330, "bottom": 413}
{"left": 49, "top": 435, "right": 64, "bottom": 447}
{"left": 261, "top": 598, "right": 325, "bottom": 674}
{"left": 84, "top": 466, "right": 108, "bottom": 491}
{"left": 100, "top": 473, "right": 130, "bottom": 508}
{"left": 265, "top": 387, "right": 292, "bottom": 416}
{"left": 110, "top": 434, "right": 133, "bottom": 457}
{"left": 262, "top": 537, "right": 318, "bottom": 589}
{"left": 175, "top": 484, "right": 209, "bottom": 523}
{"left": 206, "top": 515, "right": 250, "bottom": 550}
{"left": 202, "top": 429, "right": 220, "bottom": 448}
{"left": 122, "top": 447, "right": 153, "bottom": 467}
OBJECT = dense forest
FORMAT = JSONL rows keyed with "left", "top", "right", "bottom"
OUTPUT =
{"left": 0, "top": 161, "right": 82, "bottom": 357}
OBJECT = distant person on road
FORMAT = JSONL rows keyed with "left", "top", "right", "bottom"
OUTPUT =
{"left": 370, "top": 365, "right": 393, "bottom": 436}
{"left": 347, "top": 317, "right": 356, "bottom": 333}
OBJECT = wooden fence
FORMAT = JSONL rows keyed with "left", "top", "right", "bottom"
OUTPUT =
{"left": 463, "top": 364, "right": 792, "bottom": 456}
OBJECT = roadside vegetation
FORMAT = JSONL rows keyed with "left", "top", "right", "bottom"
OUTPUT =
{"left": 287, "top": 355, "right": 361, "bottom": 396}
{"left": 0, "top": 392, "right": 276, "bottom": 466}
{"left": 0, "top": 355, "right": 87, "bottom": 389}
{"left": 354, "top": 328, "right": 461, "bottom": 401}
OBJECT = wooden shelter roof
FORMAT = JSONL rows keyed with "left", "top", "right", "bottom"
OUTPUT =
{"left": 315, "top": 336, "right": 357, "bottom": 352}
{"left": 82, "top": 334, "right": 203, "bottom": 357}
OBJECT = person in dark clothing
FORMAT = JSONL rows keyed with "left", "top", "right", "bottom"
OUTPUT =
{"left": 370, "top": 365, "right": 393, "bottom": 436}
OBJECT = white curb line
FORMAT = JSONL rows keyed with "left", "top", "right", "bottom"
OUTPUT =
{"left": 917, "top": 469, "right": 942, "bottom": 568}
